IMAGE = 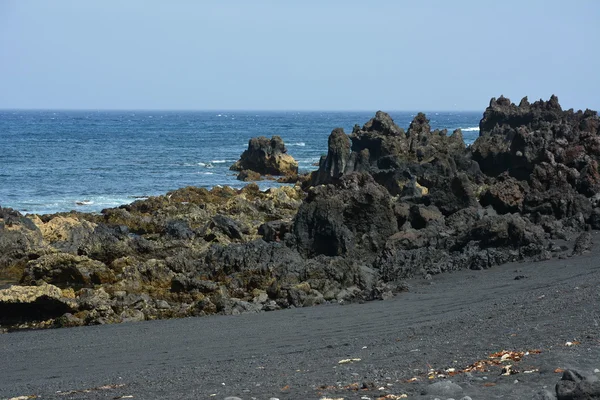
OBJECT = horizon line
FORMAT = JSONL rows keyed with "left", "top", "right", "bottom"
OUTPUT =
{"left": 0, "top": 107, "right": 483, "bottom": 113}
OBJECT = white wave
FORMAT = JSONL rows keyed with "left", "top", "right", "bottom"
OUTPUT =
{"left": 183, "top": 162, "right": 215, "bottom": 168}
{"left": 290, "top": 142, "right": 306, "bottom": 147}
{"left": 18, "top": 195, "right": 137, "bottom": 215}
{"left": 199, "top": 172, "right": 215, "bottom": 175}
{"left": 217, "top": 114, "right": 222, "bottom": 117}
{"left": 461, "top": 127, "right": 480, "bottom": 132}
{"left": 211, "top": 160, "right": 228, "bottom": 164}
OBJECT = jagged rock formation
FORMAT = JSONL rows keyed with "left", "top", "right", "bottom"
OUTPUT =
{"left": 311, "top": 111, "right": 474, "bottom": 199}
{"left": 230, "top": 135, "right": 298, "bottom": 179}
{"left": 1, "top": 95, "right": 600, "bottom": 331}
{"left": 311, "top": 128, "right": 352, "bottom": 185}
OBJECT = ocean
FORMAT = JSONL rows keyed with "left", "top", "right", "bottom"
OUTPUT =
{"left": 0, "top": 110, "right": 481, "bottom": 215}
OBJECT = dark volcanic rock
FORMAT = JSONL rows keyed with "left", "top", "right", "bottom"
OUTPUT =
{"left": 471, "top": 95, "right": 600, "bottom": 233}
{"left": 0, "top": 208, "right": 43, "bottom": 278}
{"left": 480, "top": 174, "right": 527, "bottom": 214}
{"left": 237, "top": 169, "right": 263, "bottom": 182}
{"left": 556, "top": 369, "right": 600, "bottom": 400}
{"left": 258, "top": 220, "right": 292, "bottom": 242}
{"left": 473, "top": 95, "right": 600, "bottom": 182}
{"left": 165, "top": 219, "right": 195, "bottom": 240}
{"left": 294, "top": 173, "right": 397, "bottom": 258}
{"left": 78, "top": 224, "right": 133, "bottom": 265}
{"left": 427, "top": 173, "right": 478, "bottom": 216}
{"left": 210, "top": 214, "right": 243, "bottom": 240}
{"left": 311, "top": 128, "right": 352, "bottom": 186}
{"left": 572, "top": 231, "right": 593, "bottom": 255}
{"left": 456, "top": 213, "right": 545, "bottom": 251}
{"left": 170, "top": 275, "right": 218, "bottom": 293}
{"left": 347, "top": 111, "right": 408, "bottom": 168}
{"left": 231, "top": 136, "right": 298, "bottom": 177}
{"left": 309, "top": 111, "right": 475, "bottom": 206}
{"left": 21, "top": 253, "right": 116, "bottom": 288}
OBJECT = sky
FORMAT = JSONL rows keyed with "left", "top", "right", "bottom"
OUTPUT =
{"left": 0, "top": 0, "right": 599, "bottom": 111}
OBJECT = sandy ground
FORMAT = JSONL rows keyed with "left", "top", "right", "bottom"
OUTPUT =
{"left": 1, "top": 240, "right": 600, "bottom": 400}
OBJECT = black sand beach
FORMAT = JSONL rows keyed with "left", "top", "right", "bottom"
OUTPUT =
{"left": 2, "top": 240, "right": 599, "bottom": 400}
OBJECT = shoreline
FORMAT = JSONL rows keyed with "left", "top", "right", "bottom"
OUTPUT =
{"left": 1, "top": 95, "right": 600, "bottom": 333}
{"left": 1, "top": 95, "right": 600, "bottom": 397}
{"left": 0, "top": 109, "right": 482, "bottom": 216}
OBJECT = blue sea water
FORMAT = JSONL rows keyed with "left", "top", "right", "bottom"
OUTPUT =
{"left": 0, "top": 110, "right": 482, "bottom": 215}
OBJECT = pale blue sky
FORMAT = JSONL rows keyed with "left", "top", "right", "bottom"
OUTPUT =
{"left": 1, "top": 0, "right": 599, "bottom": 111}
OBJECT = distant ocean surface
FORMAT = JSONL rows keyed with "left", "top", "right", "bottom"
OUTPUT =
{"left": 0, "top": 110, "right": 482, "bottom": 215}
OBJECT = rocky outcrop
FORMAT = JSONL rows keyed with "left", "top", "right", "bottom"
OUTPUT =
{"left": 480, "top": 174, "right": 527, "bottom": 213}
{"left": 0, "top": 284, "right": 77, "bottom": 326}
{"left": 2, "top": 95, "right": 600, "bottom": 332}
{"left": 32, "top": 215, "right": 97, "bottom": 254}
{"left": 0, "top": 184, "right": 308, "bottom": 329}
{"left": 295, "top": 173, "right": 397, "bottom": 258}
{"left": 231, "top": 136, "right": 298, "bottom": 179}
{"left": 303, "top": 97, "right": 600, "bottom": 282}
{"left": 310, "top": 111, "right": 475, "bottom": 200}
{"left": 237, "top": 169, "right": 263, "bottom": 182}
{"left": 472, "top": 96, "right": 600, "bottom": 232}
{"left": 555, "top": 369, "right": 600, "bottom": 400}
{"left": 21, "top": 253, "right": 116, "bottom": 288}
{"left": 311, "top": 128, "right": 352, "bottom": 185}
{"left": 473, "top": 95, "right": 600, "bottom": 182}
{"left": 0, "top": 208, "right": 44, "bottom": 281}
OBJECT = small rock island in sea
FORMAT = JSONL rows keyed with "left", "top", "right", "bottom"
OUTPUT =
{"left": 230, "top": 135, "right": 299, "bottom": 181}
{"left": 1, "top": 95, "right": 599, "bottom": 331}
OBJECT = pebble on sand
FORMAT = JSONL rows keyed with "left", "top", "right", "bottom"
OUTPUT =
{"left": 427, "top": 380, "right": 464, "bottom": 396}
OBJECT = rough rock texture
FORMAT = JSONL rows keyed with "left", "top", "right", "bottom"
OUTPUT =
{"left": 0, "top": 284, "right": 77, "bottom": 325}
{"left": 21, "top": 253, "right": 116, "bottom": 288}
{"left": 473, "top": 95, "right": 600, "bottom": 182}
{"left": 237, "top": 169, "right": 263, "bottom": 182}
{"left": 0, "top": 207, "right": 44, "bottom": 280}
{"left": 2, "top": 95, "right": 600, "bottom": 331}
{"left": 230, "top": 135, "right": 298, "bottom": 178}
{"left": 311, "top": 127, "right": 352, "bottom": 185}
{"left": 295, "top": 173, "right": 397, "bottom": 258}
{"left": 556, "top": 369, "right": 600, "bottom": 400}
{"left": 312, "top": 110, "right": 476, "bottom": 200}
